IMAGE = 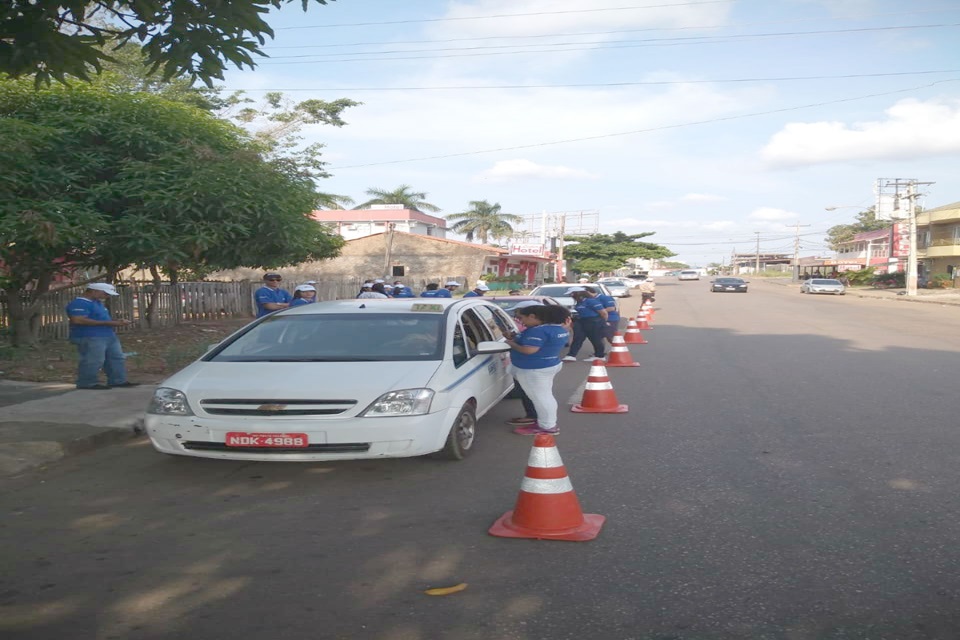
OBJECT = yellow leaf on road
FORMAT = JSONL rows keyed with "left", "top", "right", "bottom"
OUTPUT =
{"left": 424, "top": 582, "right": 468, "bottom": 596}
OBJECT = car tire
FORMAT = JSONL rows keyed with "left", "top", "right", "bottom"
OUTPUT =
{"left": 433, "top": 403, "right": 477, "bottom": 461}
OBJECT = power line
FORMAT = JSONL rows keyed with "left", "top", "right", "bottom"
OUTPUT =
{"left": 264, "top": 23, "right": 960, "bottom": 60}
{"left": 266, "top": 8, "right": 960, "bottom": 48}
{"left": 224, "top": 69, "right": 960, "bottom": 92}
{"left": 260, "top": 23, "right": 960, "bottom": 64}
{"left": 276, "top": 1, "right": 734, "bottom": 30}
{"left": 330, "top": 78, "right": 960, "bottom": 170}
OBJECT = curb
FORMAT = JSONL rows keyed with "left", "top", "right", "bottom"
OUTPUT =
{"left": 0, "top": 417, "right": 145, "bottom": 478}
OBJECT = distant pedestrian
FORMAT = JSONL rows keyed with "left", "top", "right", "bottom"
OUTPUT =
{"left": 463, "top": 282, "right": 490, "bottom": 298}
{"left": 358, "top": 283, "right": 388, "bottom": 299}
{"left": 254, "top": 273, "right": 292, "bottom": 317}
{"left": 506, "top": 304, "right": 571, "bottom": 435}
{"left": 392, "top": 281, "right": 415, "bottom": 298}
{"left": 563, "top": 288, "right": 608, "bottom": 362}
{"left": 290, "top": 284, "right": 317, "bottom": 306}
{"left": 420, "top": 283, "right": 443, "bottom": 298}
{"left": 65, "top": 283, "right": 138, "bottom": 390}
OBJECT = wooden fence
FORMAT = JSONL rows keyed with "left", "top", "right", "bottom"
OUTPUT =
{"left": 1, "top": 275, "right": 469, "bottom": 341}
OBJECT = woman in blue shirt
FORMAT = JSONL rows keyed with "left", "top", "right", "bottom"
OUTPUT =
{"left": 290, "top": 284, "right": 317, "bottom": 306}
{"left": 505, "top": 304, "right": 572, "bottom": 435}
{"left": 563, "top": 288, "right": 608, "bottom": 362}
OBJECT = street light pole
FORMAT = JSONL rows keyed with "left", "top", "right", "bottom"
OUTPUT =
{"left": 754, "top": 232, "right": 761, "bottom": 275}
{"left": 905, "top": 182, "right": 918, "bottom": 297}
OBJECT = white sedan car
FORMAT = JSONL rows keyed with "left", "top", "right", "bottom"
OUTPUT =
{"left": 145, "top": 299, "right": 516, "bottom": 462}
{"left": 800, "top": 278, "right": 846, "bottom": 295}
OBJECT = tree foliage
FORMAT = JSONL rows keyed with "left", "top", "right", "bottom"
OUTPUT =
{"left": 562, "top": 232, "right": 676, "bottom": 274}
{"left": 0, "top": 80, "right": 343, "bottom": 344}
{"left": 0, "top": 0, "right": 336, "bottom": 87}
{"left": 825, "top": 207, "right": 891, "bottom": 251}
{"left": 446, "top": 201, "right": 522, "bottom": 244}
{"left": 357, "top": 185, "right": 442, "bottom": 213}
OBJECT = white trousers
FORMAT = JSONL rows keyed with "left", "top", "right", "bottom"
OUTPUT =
{"left": 512, "top": 363, "right": 562, "bottom": 430}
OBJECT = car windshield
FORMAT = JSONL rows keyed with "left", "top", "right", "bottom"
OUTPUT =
{"left": 811, "top": 279, "right": 842, "bottom": 285}
{"left": 716, "top": 278, "right": 743, "bottom": 284}
{"left": 603, "top": 280, "right": 626, "bottom": 286}
{"left": 681, "top": 271, "right": 697, "bottom": 275}
{"left": 209, "top": 313, "right": 444, "bottom": 362}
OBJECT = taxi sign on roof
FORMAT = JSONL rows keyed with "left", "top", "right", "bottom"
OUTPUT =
{"left": 410, "top": 303, "right": 444, "bottom": 313}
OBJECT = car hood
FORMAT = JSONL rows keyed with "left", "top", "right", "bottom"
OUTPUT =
{"left": 162, "top": 360, "right": 444, "bottom": 403}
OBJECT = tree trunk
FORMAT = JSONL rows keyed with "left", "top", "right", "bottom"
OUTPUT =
{"left": 4, "top": 288, "right": 40, "bottom": 347}
{"left": 144, "top": 266, "right": 162, "bottom": 328}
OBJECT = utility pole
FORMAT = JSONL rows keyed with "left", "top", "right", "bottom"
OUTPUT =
{"left": 788, "top": 222, "right": 810, "bottom": 282}
{"left": 383, "top": 222, "right": 396, "bottom": 278}
{"left": 754, "top": 232, "right": 761, "bottom": 275}
{"left": 882, "top": 178, "right": 935, "bottom": 297}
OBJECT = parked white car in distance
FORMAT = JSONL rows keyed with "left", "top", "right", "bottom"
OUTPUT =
{"left": 800, "top": 278, "right": 846, "bottom": 295}
{"left": 678, "top": 270, "right": 701, "bottom": 281}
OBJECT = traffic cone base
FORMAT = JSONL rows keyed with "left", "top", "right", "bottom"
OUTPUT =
{"left": 571, "top": 360, "right": 628, "bottom": 413}
{"left": 489, "top": 434, "right": 605, "bottom": 541}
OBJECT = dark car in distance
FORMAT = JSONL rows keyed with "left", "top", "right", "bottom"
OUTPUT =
{"left": 710, "top": 277, "right": 749, "bottom": 293}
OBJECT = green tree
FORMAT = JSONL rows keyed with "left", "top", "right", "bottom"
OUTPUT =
{"left": 825, "top": 207, "right": 891, "bottom": 250}
{"left": 446, "top": 201, "right": 523, "bottom": 244}
{"left": 0, "top": 0, "right": 336, "bottom": 86}
{"left": 357, "top": 185, "right": 442, "bottom": 213}
{"left": 563, "top": 232, "right": 676, "bottom": 274}
{"left": 661, "top": 261, "right": 689, "bottom": 269}
{"left": 0, "top": 80, "right": 343, "bottom": 345}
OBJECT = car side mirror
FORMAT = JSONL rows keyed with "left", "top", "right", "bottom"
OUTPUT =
{"left": 477, "top": 341, "right": 512, "bottom": 354}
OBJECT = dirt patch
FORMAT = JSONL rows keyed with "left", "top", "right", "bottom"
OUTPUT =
{"left": 0, "top": 318, "right": 253, "bottom": 384}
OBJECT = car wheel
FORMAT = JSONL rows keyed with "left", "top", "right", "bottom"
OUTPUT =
{"left": 434, "top": 403, "right": 476, "bottom": 460}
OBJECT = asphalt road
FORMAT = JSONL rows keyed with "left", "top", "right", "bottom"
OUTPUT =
{"left": 3, "top": 280, "right": 960, "bottom": 640}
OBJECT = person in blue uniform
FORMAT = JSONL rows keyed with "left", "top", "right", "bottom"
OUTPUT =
{"left": 420, "top": 283, "right": 443, "bottom": 298}
{"left": 392, "top": 281, "right": 415, "bottom": 298}
{"left": 462, "top": 282, "right": 489, "bottom": 297}
{"left": 290, "top": 284, "right": 317, "bottom": 306}
{"left": 594, "top": 289, "right": 620, "bottom": 343}
{"left": 562, "top": 287, "right": 608, "bottom": 361}
{"left": 505, "top": 304, "right": 572, "bottom": 435}
{"left": 254, "top": 273, "right": 292, "bottom": 317}
{"left": 65, "top": 282, "right": 138, "bottom": 390}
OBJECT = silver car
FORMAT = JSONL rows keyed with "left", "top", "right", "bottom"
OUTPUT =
{"left": 596, "top": 279, "right": 631, "bottom": 297}
{"left": 800, "top": 278, "right": 846, "bottom": 295}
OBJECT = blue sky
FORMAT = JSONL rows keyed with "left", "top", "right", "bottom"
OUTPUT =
{"left": 220, "top": 0, "right": 960, "bottom": 266}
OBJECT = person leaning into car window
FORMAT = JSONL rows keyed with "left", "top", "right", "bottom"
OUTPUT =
{"left": 563, "top": 288, "right": 608, "bottom": 362}
{"left": 254, "top": 273, "right": 292, "bottom": 317}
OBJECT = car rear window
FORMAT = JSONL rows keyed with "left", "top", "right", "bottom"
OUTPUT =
{"left": 811, "top": 279, "right": 842, "bottom": 285}
{"left": 209, "top": 313, "right": 444, "bottom": 362}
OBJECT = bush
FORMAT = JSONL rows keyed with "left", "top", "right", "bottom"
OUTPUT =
{"left": 871, "top": 271, "right": 904, "bottom": 287}
{"left": 930, "top": 273, "right": 953, "bottom": 288}
{"left": 844, "top": 267, "right": 875, "bottom": 285}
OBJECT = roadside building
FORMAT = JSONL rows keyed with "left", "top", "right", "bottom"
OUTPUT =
{"left": 917, "top": 201, "right": 960, "bottom": 284}
{"left": 834, "top": 228, "right": 894, "bottom": 274}
{"left": 311, "top": 206, "right": 448, "bottom": 240}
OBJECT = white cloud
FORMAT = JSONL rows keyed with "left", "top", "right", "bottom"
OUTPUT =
{"left": 761, "top": 98, "right": 960, "bottom": 167}
{"left": 474, "top": 158, "right": 597, "bottom": 182}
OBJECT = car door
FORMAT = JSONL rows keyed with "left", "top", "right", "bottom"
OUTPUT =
{"left": 472, "top": 303, "right": 515, "bottom": 400}
{"left": 454, "top": 306, "right": 502, "bottom": 414}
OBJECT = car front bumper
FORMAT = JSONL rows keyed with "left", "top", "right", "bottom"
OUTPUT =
{"left": 145, "top": 407, "right": 460, "bottom": 461}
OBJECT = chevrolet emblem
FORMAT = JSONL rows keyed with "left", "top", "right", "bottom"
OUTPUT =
{"left": 258, "top": 404, "right": 287, "bottom": 412}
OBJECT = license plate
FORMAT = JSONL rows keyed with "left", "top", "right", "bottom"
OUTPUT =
{"left": 225, "top": 432, "right": 308, "bottom": 448}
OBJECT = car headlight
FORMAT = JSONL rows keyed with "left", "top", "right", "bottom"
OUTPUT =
{"left": 361, "top": 389, "right": 435, "bottom": 417}
{"left": 147, "top": 387, "right": 194, "bottom": 416}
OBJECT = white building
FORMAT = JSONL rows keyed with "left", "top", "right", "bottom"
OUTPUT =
{"left": 311, "top": 205, "right": 448, "bottom": 240}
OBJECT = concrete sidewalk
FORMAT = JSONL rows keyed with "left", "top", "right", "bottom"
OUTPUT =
{"left": 0, "top": 380, "right": 154, "bottom": 477}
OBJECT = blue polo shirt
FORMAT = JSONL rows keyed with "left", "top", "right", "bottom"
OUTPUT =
{"left": 462, "top": 290, "right": 484, "bottom": 298}
{"left": 597, "top": 294, "right": 619, "bottom": 321}
{"left": 290, "top": 298, "right": 314, "bottom": 307}
{"left": 575, "top": 296, "right": 606, "bottom": 319}
{"left": 255, "top": 286, "right": 292, "bottom": 317}
{"left": 392, "top": 286, "right": 415, "bottom": 298}
{"left": 511, "top": 324, "right": 570, "bottom": 369}
{"left": 65, "top": 297, "right": 115, "bottom": 338}
{"left": 421, "top": 288, "right": 452, "bottom": 298}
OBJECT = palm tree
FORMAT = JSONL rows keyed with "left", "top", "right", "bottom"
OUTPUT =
{"left": 446, "top": 201, "right": 523, "bottom": 244}
{"left": 356, "top": 185, "right": 441, "bottom": 212}
{"left": 316, "top": 192, "right": 355, "bottom": 210}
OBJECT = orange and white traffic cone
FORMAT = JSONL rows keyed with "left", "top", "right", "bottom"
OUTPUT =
{"left": 636, "top": 310, "right": 652, "bottom": 330}
{"left": 642, "top": 301, "right": 655, "bottom": 320}
{"left": 572, "top": 360, "right": 628, "bottom": 413}
{"left": 623, "top": 318, "right": 648, "bottom": 344}
{"left": 489, "top": 433, "right": 605, "bottom": 541}
{"left": 605, "top": 333, "right": 640, "bottom": 367}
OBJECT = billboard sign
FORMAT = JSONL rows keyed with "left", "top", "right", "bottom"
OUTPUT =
{"left": 510, "top": 244, "right": 546, "bottom": 257}
{"left": 892, "top": 223, "right": 909, "bottom": 258}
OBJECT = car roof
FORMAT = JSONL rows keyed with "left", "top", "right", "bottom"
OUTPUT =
{"left": 279, "top": 298, "right": 490, "bottom": 317}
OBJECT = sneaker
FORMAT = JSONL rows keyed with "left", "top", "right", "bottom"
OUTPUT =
{"left": 506, "top": 417, "right": 537, "bottom": 426}
{"left": 512, "top": 424, "right": 544, "bottom": 435}
{"left": 538, "top": 426, "right": 560, "bottom": 435}
{"left": 77, "top": 384, "right": 111, "bottom": 390}
{"left": 561, "top": 355, "right": 577, "bottom": 362}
